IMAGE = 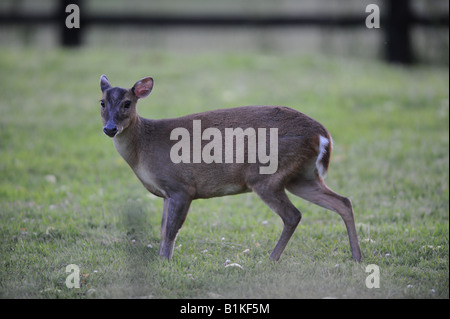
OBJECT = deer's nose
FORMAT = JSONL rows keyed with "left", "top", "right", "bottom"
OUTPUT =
{"left": 103, "top": 124, "right": 118, "bottom": 137}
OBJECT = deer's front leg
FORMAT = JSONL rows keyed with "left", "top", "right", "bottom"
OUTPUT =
{"left": 159, "top": 194, "right": 192, "bottom": 260}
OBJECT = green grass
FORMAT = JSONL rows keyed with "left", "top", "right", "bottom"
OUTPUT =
{"left": 0, "top": 47, "right": 448, "bottom": 299}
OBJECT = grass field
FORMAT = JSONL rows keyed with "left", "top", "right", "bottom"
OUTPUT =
{"left": 0, "top": 47, "right": 448, "bottom": 299}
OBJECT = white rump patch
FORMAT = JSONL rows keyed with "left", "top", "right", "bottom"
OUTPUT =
{"left": 315, "top": 135, "right": 329, "bottom": 178}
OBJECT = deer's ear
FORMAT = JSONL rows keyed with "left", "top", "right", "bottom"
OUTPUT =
{"left": 100, "top": 75, "right": 111, "bottom": 92}
{"left": 132, "top": 77, "right": 154, "bottom": 99}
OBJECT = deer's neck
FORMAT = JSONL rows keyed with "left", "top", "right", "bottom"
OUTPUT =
{"left": 112, "top": 116, "right": 142, "bottom": 168}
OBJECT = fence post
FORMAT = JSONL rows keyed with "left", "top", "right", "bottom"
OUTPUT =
{"left": 59, "top": 0, "right": 83, "bottom": 47}
{"left": 385, "top": 0, "right": 413, "bottom": 64}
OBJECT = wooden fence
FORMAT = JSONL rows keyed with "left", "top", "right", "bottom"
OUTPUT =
{"left": 0, "top": 0, "right": 448, "bottom": 64}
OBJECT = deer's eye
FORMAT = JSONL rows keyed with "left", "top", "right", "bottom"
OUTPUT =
{"left": 100, "top": 100, "right": 105, "bottom": 108}
{"left": 123, "top": 101, "right": 131, "bottom": 109}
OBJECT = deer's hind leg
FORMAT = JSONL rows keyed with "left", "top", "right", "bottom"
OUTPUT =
{"left": 286, "top": 177, "right": 362, "bottom": 261}
{"left": 252, "top": 183, "right": 302, "bottom": 261}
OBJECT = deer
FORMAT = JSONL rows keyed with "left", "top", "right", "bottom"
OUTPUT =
{"left": 99, "top": 75, "right": 362, "bottom": 262}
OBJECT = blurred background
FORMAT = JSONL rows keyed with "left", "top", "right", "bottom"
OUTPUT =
{"left": 0, "top": 0, "right": 448, "bottom": 65}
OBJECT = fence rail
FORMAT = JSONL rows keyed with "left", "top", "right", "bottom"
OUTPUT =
{"left": 0, "top": 0, "right": 448, "bottom": 64}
